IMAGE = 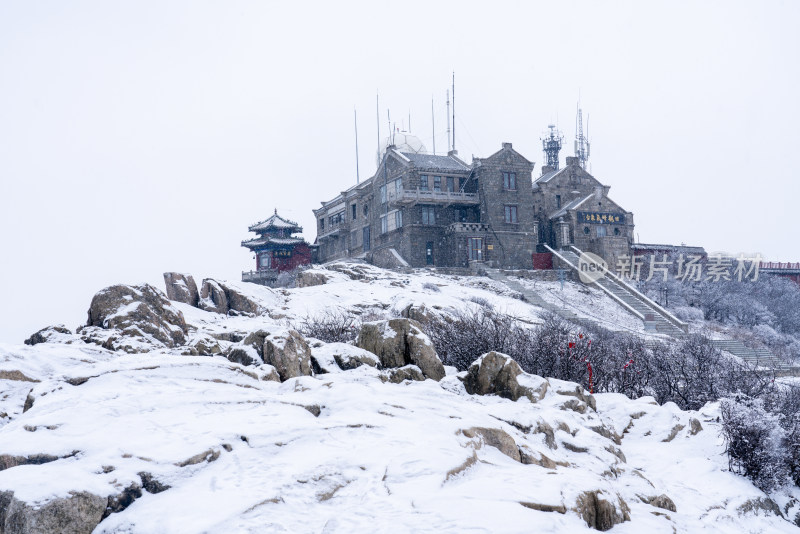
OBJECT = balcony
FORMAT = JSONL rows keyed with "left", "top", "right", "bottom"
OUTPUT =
{"left": 446, "top": 222, "right": 490, "bottom": 234}
{"left": 390, "top": 188, "right": 479, "bottom": 206}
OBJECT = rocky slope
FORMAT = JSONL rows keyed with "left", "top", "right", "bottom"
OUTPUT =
{"left": 1, "top": 262, "right": 799, "bottom": 533}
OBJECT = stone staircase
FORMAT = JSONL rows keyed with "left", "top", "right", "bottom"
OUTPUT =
{"left": 709, "top": 338, "right": 791, "bottom": 372}
{"left": 553, "top": 247, "right": 688, "bottom": 338}
{"left": 548, "top": 245, "right": 791, "bottom": 373}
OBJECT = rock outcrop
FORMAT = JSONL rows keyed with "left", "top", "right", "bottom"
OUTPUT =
{"left": 0, "top": 490, "right": 107, "bottom": 534}
{"left": 572, "top": 490, "right": 630, "bottom": 531}
{"left": 24, "top": 325, "right": 74, "bottom": 346}
{"left": 295, "top": 271, "right": 328, "bottom": 288}
{"left": 163, "top": 272, "right": 199, "bottom": 306}
{"left": 227, "top": 328, "right": 312, "bottom": 381}
{"left": 462, "top": 352, "right": 549, "bottom": 403}
{"left": 86, "top": 284, "right": 187, "bottom": 348}
{"left": 356, "top": 319, "right": 445, "bottom": 381}
{"left": 198, "top": 279, "right": 261, "bottom": 316}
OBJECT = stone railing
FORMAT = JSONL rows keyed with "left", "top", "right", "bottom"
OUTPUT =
{"left": 390, "top": 189, "right": 479, "bottom": 205}
{"left": 242, "top": 270, "right": 278, "bottom": 283}
{"left": 445, "top": 222, "right": 490, "bottom": 234}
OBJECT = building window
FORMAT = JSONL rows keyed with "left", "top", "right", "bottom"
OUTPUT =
{"left": 422, "top": 206, "right": 435, "bottom": 225}
{"left": 614, "top": 227, "right": 621, "bottom": 236}
{"left": 352, "top": 204, "right": 357, "bottom": 220}
{"left": 433, "top": 176, "right": 442, "bottom": 191}
{"left": 583, "top": 226, "right": 590, "bottom": 235}
{"left": 395, "top": 178, "right": 403, "bottom": 195}
{"left": 380, "top": 184, "right": 387, "bottom": 204}
{"left": 468, "top": 237, "right": 483, "bottom": 261}
{"left": 457, "top": 207, "right": 467, "bottom": 222}
{"left": 504, "top": 205, "right": 518, "bottom": 224}
{"left": 395, "top": 210, "right": 403, "bottom": 229}
{"left": 503, "top": 172, "right": 516, "bottom": 190}
{"left": 419, "top": 174, "right": 429, "bottom": 191}
{"left": 320, "top": 218, "right": 325, "bottom": 230}
{"left": 380, "top": 214, "right": 388, "bottom": 234}
{"left": 556, "top": 195, "right": 561, "bottom": 209}
{"left": 446, "top": 176, "right": 455, "bottom": 192}
{"left": 363, "top": 205, "right": 369, "bottom": 217}
{"left": 597, "top": 225, "right": 607, "bottom": 237}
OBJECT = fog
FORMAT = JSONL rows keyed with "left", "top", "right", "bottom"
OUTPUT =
{"left": 1, "top": 0, "right": 798, "bottom": 342}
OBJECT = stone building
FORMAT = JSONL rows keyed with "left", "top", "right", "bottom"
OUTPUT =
{"left": 314, "top": 133, "right": 635, "bottom": 270}
{"left": 241, "top": 210, "right": 312, "bottom": 284}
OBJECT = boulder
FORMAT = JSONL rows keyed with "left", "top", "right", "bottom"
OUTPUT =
{"left": 296, "top": 271, "right": 329, "bottom": 288}
{"left": 572, "top": 490, "right": 630, "bottom": 531}
{"left": 0, "top": 490, "right": 106, "bottom": 534}
{"left": 184, "top": 335, "right": 222, "bottom": 356}
{"left": 461, "top": 427, "right": 521, "bottom": 462}
{"left": 310, "top": 343, "right": 379, "bottom": 372}
{"left": 24, "top": 325, "right": 74, "bottom": 346}
{"left": 198, "top": 279, "right": 228, "bottom": 314}
{"left": 163, "top": 272, "right": 199, "bottom": 306}
{"left": 263, "top": 330, "right": 312, "bottom": 381}
{"left": 644, "top": 494, "right": 677, "bottom": 513}
{"left": 463, "top": 352, "right": 548, "bottom": 403}
{"left": 356, "top": 319, "right": 445, "bottom": 381}
{"left": 86, "top": 284, "right": 187, "bottom": 348}
{"left": 226, "top": 329, "right": 270, "bottom": 367}
{"left": 547, "top": 377, "right": 597, "bottom": 412}
{"left": 380, "top": 365, "right": 425, "bottom": 383}
{"left": 198, "top": 279, "right": 261, "bottom": 315}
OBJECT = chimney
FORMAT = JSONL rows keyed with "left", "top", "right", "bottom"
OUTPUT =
{"left": 565, "top": 156, "right": 579, "bottom": 167}
{"left": 502, "top": 142, "right": 512, "bottom": 150}
{"left": 541, "top": 165, "right": 554, "bottom": 175}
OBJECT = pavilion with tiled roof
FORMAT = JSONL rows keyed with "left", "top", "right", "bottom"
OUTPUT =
{"left": 241, "top": 210, "right": 312, "bottom": 284}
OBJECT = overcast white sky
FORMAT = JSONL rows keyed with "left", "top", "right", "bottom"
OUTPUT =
{"left": 1, "top": 1, "right": 798, "bottom": 343}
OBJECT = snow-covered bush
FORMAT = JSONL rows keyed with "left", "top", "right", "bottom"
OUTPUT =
{"left": 673, "top": 306, "right": 704, "bottom": 322}
{"left": 422, "top": 282, "right": 441, "bottom": 293}
{"left": 720, "top": 395, "right": 790, "bottom": 493}
{"left": 424, "top": 309, "right": 774, "bottom": 410}
{"left": 295, "top": 309, "right": 359, "bottom": 343}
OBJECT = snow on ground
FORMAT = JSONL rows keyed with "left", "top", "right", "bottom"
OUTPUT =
{"left": 1, "top": 264, "right": 799, "bottom": 532}
{"left": 514, "top": 278, "right": 645, "bottom": 334}
{"left": 1, "top": 340, "right": 799, "bottom": 533}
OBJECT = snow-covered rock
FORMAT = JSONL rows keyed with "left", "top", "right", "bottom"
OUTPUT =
{"left": 85, "top": 284, "right": 187, "bottom": 350}
{"left": 356, "top": 319, "right": 445, "bottom": 381}
{"left": 163, "top": 272, "right": 199, "bottom": 307}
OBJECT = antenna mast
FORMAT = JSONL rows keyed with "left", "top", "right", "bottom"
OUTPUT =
{"left": 541, "top": 124, "right": 563, "bottom": 170}
{"left": 574, "top": 103, "right": 590, "bottom": 170}
{"left": 446, "top": 90, "right": 451, "bottom": 153}
{"left": 354, "top": 108, "right": 360, "bottom": 184}
{"left": 376, "top": 93, "right": 380, "bottom": 162}
{"left": 451, "top": 72, "right": 455, "bottom": 153}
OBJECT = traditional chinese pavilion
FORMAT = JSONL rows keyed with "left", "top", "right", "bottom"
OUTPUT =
{"left": 241, "top": 210, "right": 312, "bottom": 284}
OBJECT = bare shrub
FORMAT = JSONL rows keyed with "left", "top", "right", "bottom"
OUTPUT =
{"left": 422, "top": 282, "right": 441, "bottom": 293}
{"left": 467, "top": 296, "right": 492, "bottom": 309}
{"left": 295, "top": 309, "right": 359, "bottom": 343}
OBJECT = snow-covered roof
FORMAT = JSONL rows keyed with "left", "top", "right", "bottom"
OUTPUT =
{"left": 242, "top": 236, "right": 306, "bottom": 249}
{"left": 549, "top": 193, "right": 594, "bottom": 220}
{"left": 535, "top": 167, "right": 567, "bottom": 184}
{"left": 401, "top": 152, "right": 470, "bottom": 173}
{"left": 248, "top": 211, "right": 302, "bottom": 233}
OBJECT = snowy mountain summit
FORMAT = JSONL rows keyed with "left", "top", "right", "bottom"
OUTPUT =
{"left": 1, "top": 262, "right": 799, "bottom": 533}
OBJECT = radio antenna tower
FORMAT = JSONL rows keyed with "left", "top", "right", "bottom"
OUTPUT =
{"left": 574, "top": 104, "right": 590, "bottom": 170}
{"left": 541, "top": 124, "right": 563, "bottom": 170}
